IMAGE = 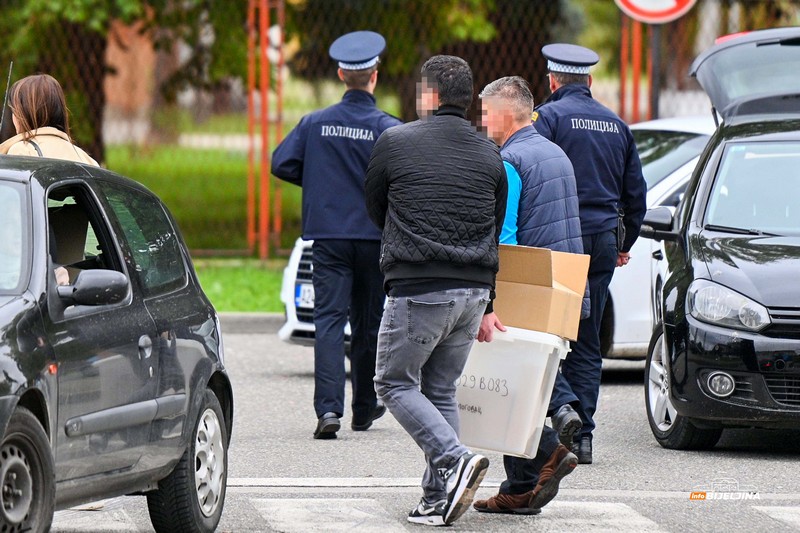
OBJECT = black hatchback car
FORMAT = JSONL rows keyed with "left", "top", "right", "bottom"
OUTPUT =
{"left": 641, "top": 28, "right": 800, "bottom": 450}
{"left": 0, "top": 155, "right": 232, "bottom": 531}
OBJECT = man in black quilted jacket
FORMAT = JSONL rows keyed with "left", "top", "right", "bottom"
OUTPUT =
{"left": 365, "top": 55, "right": 507, "bottom": 527}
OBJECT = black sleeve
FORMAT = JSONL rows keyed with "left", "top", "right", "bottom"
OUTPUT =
{"left": 620, "top": 129, "right": 647, "bottom": 252}
{"left": 365, "top": 130, "right": 392, "bottom": 230}
{"left": 486, "top": 158, "right": 508, "bottom": 315}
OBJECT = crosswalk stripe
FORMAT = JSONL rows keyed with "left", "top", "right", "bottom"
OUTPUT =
{"left": 539, "top": 502, "right": 667, "bottom": 532}
{"left": 252, "top": 498, "right": 408, "bottom": 532}
{"left": 754, "top": 506, "right": 800, "bottom": 529}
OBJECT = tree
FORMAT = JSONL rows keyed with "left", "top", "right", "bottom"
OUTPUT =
{"left": 0, "top": 0, "right": 248, "bottom": 164}
{"left": 285, "top": 0, "right": 571, "bottom": 121}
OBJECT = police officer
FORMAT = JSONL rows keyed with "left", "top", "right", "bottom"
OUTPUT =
{"left": 533, "top": 44, "right": 646, "bottom": 464}
{"left": 272, "top": 31, "right": 402, "bottom": 439}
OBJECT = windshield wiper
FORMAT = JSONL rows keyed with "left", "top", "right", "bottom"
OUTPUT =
{"left": 704, "top": 224, "right": 779, "bottom": 236}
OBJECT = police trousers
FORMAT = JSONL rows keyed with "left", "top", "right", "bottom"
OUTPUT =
{"left": 549, "top": 229, "right": 618, "bottom": 439}
{"left": 312, "top": 239, "right": 383, "bottom": 420}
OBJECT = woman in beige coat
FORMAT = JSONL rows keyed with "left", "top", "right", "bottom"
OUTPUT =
{"left": 0, "top": 74, "right": 98, "bottom": 166}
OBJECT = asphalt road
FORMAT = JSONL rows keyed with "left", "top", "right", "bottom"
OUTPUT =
{"left": 52, "top": 314, "right": 800, "bottom": 532}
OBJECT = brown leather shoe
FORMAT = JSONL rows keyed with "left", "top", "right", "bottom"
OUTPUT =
{"left": 473, "top": 492, "right": 541, "bottom": 515}
{"left": 529, "top": 444, "right": 578, "bottom": 510}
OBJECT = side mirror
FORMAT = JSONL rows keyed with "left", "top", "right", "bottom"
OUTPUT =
{"left": 57, "top": 269, "right": 130, "bottom": 306}
{"left": 639, "top": 206, "right": 678, "bottom": 242}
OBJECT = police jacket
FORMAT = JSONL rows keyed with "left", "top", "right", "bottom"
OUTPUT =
{"left": 500, "top": 125, "right": 589, "bottom": 318}
{"left": 271, "top": 89, "right": 401, "bottom": 240}
{"left": 533, "top": 84, "right": 646, "bottom": 252}
{"left": 365, "top": 105, "right": 507, "bottom": 292}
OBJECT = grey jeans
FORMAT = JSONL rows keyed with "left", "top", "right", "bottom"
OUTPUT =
{"left": 374, "top": 288, "right": 489, "bottom": 501}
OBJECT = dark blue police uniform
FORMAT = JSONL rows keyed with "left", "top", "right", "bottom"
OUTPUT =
{"left": 271, "top": 31, "right": 402, "bottom": 437}
{"left": 533, "top": 44, "right": 646, "bottom": 453}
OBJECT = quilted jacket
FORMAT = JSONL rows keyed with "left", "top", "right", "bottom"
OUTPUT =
{"left": 365, "top": 106, "right": 507, "bottom": 290}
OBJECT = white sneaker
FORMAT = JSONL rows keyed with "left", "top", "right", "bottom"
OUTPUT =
{"left": 407, "top": 498, "right": 446, "bottom": 526}
{"left": 442, "top": 452, "right": 489, "bottom": 525}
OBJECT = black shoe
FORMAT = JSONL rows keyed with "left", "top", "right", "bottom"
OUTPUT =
{"left": 551, "top": 404, "right": 582, "bottom": 447}
{"left": 313, "top": 412, "right": 340, "bottom": 439}
{"left": 571, "top": 436, "right": 592, "bottom": 464}
{"left": 352, "top": 403, "right": 386, "bottom": 431}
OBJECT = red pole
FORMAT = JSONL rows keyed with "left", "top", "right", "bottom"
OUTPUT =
{"left": 272, "top": 0, "right": 285, "bottom": 251}
{"left": 646, "top": 24, "right": 653, "bottom": 121}
{"left": 246, "top": 0, "right": 256, "bottom": 253}
{"left": 632, "top": 20, "right": 642, "bottom": 124}
{"left": 620, "top": 15, "right": 629, "bottom": 122}
{"left": 259, "top": 0, "right": 271, "bottom": 259}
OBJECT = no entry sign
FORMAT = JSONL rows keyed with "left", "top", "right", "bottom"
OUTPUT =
{"left": 614, "top": 0, "right": 697, "bottom": 24}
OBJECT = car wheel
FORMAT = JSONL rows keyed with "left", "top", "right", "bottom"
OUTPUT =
{"left": 147, "top": 390, "right": 228, "bottom": 533}
{"left": 645, "top": 324, "right": 722, "bottom": 450}
{"left": 0, "top": 407, "right": 55, "bottom": 532}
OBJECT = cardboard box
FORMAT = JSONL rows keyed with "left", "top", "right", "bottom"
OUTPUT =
{"left": 494, "top": 244, "right": 590, "bottom": 340}
{"left": 457, "top": 327, "right": 569, "bottom": 458}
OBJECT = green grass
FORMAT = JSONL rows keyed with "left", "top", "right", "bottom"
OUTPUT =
{"left": 194, "top": 259, "right": 287, "bottom": 312}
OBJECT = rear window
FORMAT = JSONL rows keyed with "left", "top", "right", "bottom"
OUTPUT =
{"left": 633, "top": 130, "right": 710, "bottom": 189}
{"left": 0, "top": 181, "right": 28, "bottom": 293}
{"left": 706, "top": 141, "right": 800, "bottom": 235}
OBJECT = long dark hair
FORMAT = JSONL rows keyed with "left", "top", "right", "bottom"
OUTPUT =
{"left": 9, "top": 74, "right": 71, "bottom": 141}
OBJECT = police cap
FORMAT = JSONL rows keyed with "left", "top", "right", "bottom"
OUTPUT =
{"left": 329, "top": 31, "right": 386, "bottom": 71}
{"left": 542, "top": 43, "right": 599, "bottom": 75}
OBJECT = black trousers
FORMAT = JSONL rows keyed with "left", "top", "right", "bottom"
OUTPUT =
{"left": 311, "top": 239, "right": 384, "bottom": 419}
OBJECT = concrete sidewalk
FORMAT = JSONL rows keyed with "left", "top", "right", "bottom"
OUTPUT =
{"left": 219, "top": 312, "right": 284, "bottom": 334}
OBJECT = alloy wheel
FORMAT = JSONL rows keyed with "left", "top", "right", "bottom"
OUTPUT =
{"left": 647, "top": 332, "right": 678, "bottom": 432}
{"left": 194, "top": 408, "right": 225, "bottom": 518}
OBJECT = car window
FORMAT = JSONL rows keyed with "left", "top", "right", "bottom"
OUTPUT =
{"left": 706, "top": 141, "right": 800, "bottom": 235}
{"left": 0, "top": 181, "right": 28, "bottom": 293}
{"left": 633, "top": 130, "right": 710, "bottom": 189}
{"left": 103, "top": 184, "right": 187, "bottom": 297}
{"left": 47, "top": 186, "right": 122, "bottom": 284}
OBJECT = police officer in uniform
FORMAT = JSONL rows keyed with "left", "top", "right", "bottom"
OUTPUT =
{"left": 533, "top": 44, "right": 646, "bottom": 464}
{"left": 272, "top": 31, "right": 402, "bottom": 439}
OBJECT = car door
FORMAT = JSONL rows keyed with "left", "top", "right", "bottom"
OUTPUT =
{"left": 98, "top": 181, "right": 206, "bottom": 466}
{"left": 43, "top": 182, "right": 159, "bottom": 481}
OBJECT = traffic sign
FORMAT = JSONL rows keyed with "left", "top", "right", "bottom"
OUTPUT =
{"left": 614, "top": 0, "right": 697, "bottom": 24}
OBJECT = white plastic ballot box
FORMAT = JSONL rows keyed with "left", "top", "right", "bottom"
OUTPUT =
{"left": 456, "top": 327, "right": 569, "bottom": 459}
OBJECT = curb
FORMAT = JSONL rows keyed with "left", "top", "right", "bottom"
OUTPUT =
{"left": 219, "top": 312, "right": 285, "bottom": 334}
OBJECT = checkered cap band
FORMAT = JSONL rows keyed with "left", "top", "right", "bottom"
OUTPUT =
{"left": 547, "top": 60, "right": 590, "bottom": 75}
{"left": 338, "top": 56, "right": 379, "bottom": 70}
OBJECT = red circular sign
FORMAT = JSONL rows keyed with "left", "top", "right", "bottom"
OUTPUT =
{"left": 614, "top": 0, "right": 697, "bottom": 24}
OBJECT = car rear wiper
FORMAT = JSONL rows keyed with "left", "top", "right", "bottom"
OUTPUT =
{"left": 704, "top": 224, "right": 779, "bottom": 236}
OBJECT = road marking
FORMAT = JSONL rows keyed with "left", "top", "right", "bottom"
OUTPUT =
{"left": 754, "top": 507, "right": 800, "bottom": 529}
{"left": 228, "top": 478, "right": 800, "bottom": 500}
{"left": 253, "top": 498, "right": 407, "bottom": 532}
{"left": 538, "top": 502, "right": 666, "bottom": 532}
{"left": 52, "top": 498, "right": 136, "bottom": 531}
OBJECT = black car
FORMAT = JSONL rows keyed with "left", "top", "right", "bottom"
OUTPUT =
{"left": 0, "top": 155, "right": 232, "bottom": 531}
{"left": 641, "top": 27, "right": 800, "bottom": 450}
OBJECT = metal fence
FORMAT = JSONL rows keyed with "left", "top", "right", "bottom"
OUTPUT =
{"left": 1, "top": 0, "right": 797, "bottom": 255}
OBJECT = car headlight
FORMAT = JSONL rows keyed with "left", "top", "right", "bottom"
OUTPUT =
{"left": 687, "top": 280, "right": 770, "bottom": 331}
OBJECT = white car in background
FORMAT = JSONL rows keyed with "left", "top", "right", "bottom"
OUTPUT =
{"left": 279, "top": 116, "right": 716, "bottom": 357}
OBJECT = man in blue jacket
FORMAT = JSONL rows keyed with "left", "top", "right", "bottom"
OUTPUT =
{"left": 473, "top": 76, "right": 581, "bottom": 515}
{"left": 271, "top": 31, "right": 401, "bottom": 439}
{"left": 534, "top": 44, "right": 647, "bottom": 464}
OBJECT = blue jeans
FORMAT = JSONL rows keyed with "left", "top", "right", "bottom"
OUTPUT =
{"left": 312, "top": 239, "right": 384, "bottom": 419}
{"left": 549, "top": 230, "right": 618, "bottom": 439}
{"left": 374, "top": 288, "right": 489, "bottom": 502}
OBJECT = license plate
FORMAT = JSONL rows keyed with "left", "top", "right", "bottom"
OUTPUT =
{"left": 295, "top": 283, "right": 315, "bottom": 309}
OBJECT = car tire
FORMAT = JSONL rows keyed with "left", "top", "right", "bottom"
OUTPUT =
{"left": 645, "top": 324, "right": 722, "bottom": 450}
{"left": 147, "top": 390, "right": 228, "bottom": 533}
{"left": 0, "top": 407, "right": 55, "bottom": 532}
